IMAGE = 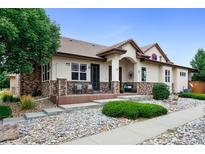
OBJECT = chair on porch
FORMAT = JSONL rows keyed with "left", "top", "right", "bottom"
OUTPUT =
{"left": 74, "top": 84, "right": 83, "bottom": 94}
{"left": 123, "top": 83, "right": 133, "bottom": 93}
{"left": 86, "top": 84, "right": 93, "bottom": 94}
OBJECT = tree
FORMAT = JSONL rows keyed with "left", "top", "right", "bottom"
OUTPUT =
{"left": 0, "top": 72, "right": 9, "bottom": 89}
{"left": 190, "top": 48, "right": 205, "bottom": 81}
{"left": 0, "top": 9, "right": 60, "bottom": 74}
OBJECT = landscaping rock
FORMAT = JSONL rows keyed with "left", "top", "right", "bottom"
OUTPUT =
{"left": 3, "top": 117, "right": 26, "bottom": 125}
{"left": 141, "top": 117, "right": 205, "bottom": 145}
{"left": 43, "top": 108, "right": 64, "bottom": 115}
{"left": 24, "top": 112, "right": 47, "bottom": 120}
{"left": 0, "top": 124, "right": 19, "bottom": 142}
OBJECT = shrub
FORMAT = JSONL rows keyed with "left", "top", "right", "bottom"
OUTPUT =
{"left": 152, "top": 83, "right": 170, "bottom": 100}
{"left": 19, "top": 95, "right": 35, "bottom": 110}
{"left": 0, "top": 90, "right": 19, "bottom": 103}
{"left": 0, "top": 105, "right": 12, "bottom": 119}
{"left": 102, "top": 101, "right": 168, "bottom": 119}
{"left": 178, "top": 93, "right": 205, "bottom": 100}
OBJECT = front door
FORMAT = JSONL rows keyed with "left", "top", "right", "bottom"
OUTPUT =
{"left": 91, "top": 64, "right": 100, "bottom": 90}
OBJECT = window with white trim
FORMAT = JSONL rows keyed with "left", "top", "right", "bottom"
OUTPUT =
{"left": 71, "top": 63, "right": 87, "bottom": 80}
{"left": 42, "top": 63, "right": 50, "bottom": 81}
{"left": 141, "top": 67, "right": 147, "bottom": 82}
{"left": 180, "top": 72, "right": 186, "bottom": 77}
{"left": 165, "top": 69, "right": 170, "bottom": 82}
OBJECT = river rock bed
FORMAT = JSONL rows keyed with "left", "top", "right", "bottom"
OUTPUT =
{"left": 0, "top": 108, "right": 132, "bottom": 145}
{"left": 141, "top": 117, "right": 205, "bottom": 145}
{"left": 141, "top": 98, "right": 205, "bottom": 113}
{"left": 1, "top": 98, "right": 204, "bottom": 145}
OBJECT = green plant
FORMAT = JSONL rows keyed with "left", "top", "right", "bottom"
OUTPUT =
{"left": 102, "top": 101, "right": 168, "bottom": 119}
{"left": 0, "top": 105, "right": 12, "bottom": 119}
{"left": 19, "top": 95, "right": 35, "bottom": 110}
{"left": 0, "top": 90, "right": 19, "bottom": 102}
{"left": 178, "top": 92, "right": 205, "bottom": 100}
{"left": 190, "top": 49, "right": 205, "bottom": 81}
{"left": 0, "top": 9, "right": 60, "bottom": 74}
{"left": 152, "top": 83, "right": 170, "bottom": 100}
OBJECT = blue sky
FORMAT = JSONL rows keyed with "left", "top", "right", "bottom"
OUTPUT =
{"left": 45, "top": 9, "right": 205, "bottom": 67}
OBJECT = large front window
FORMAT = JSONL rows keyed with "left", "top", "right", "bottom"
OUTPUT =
{"left": 42, "top": 63, "right": 50, "bottom": 81}
{"left": 165, "top": 69, "right": 170, "bottom": 82}
{"left": 71, "top": 63, "right": 87, "bottom": 80}
{"left": 141, "top": 67, "right": 147, "bottom": 82}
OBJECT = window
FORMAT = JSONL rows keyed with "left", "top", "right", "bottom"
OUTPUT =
{"left": 180, "top": 72, "right": 186, "bottom": 77}
{"left": 159, "top": 56, "right": 162, "bottom": 62}
{"left": 141, "top": 67, "right": 147, "bottom": 82}
{"left": 71, "top": 63, "right": 87, "bottom": 80}
{"left": 42, "top": 63, "right": 50, "bottom": 81}
{"left": 151, "top": 53, "right": 157, "bottom": 61}
{"left": 165, "top": 70, "right": 170, "bottom": 82}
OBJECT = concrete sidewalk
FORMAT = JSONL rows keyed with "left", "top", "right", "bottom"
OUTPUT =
{"left": 65, "top": 105, "right": 205, "bottom": 145}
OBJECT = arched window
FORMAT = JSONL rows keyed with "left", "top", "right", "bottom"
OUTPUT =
{"left": 151, "top": 53, "right": 157, "bottom": 61}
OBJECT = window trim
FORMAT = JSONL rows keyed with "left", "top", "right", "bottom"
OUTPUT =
{"left": 141, "top": 67, "right": 147, "bottom": 82}
{"left": 165, "top": 69, "right": 170, "bottom": 83}
{"left": 42, "top": 63, "right": 51, "bottom": 82}
{"left": 71, "top": 63, "right": 87, "bottom": 81}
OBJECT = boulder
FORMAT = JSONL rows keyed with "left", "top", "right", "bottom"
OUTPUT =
{"left": 0, "top": 124, "right": 19, "bottom": 142}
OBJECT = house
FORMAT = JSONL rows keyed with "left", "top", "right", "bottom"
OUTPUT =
{"left": 8, "top": 36, "right": 195, "bottom": 103}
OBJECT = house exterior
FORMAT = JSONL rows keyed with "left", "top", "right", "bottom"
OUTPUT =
{"left": 9, "top": 36, "right": 195, "bottom": 100}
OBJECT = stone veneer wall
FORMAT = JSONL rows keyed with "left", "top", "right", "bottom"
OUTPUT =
{"left": 99, "top": 82, "right": 110, "bottom": 93}
{"left": 20, "top": 65, "right": 41, "bottom": 95}
{"left": 57, "top": 79, "right": 67, "bottom": 96}
{"left": 111, "top": 81, "right": 120, "bottom": 94}
{"left": 135, "top": 82, "right": 156, "bottom": 95}
{"left": 67, "top": 81, "right": 90, "bottom": 94}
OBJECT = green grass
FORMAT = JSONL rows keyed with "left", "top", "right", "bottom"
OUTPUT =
{"left": 102, "top": 100, "right": 168, "bottom": 120}
{"left": 178, "top": 92, "right": 205, "bottom": 100}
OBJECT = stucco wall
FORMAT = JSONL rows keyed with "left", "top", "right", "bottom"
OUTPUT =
{"left": 173, "top": 68, "right": 188, "bottom": 93}
{"left": 145, "top": 46, "right": 166, "bottom": 62}
{"left": 52, "top": 56, "right": 109, "bottom": 82}
{"left": 140, "top": 62, "right": 160, "bottom": 83}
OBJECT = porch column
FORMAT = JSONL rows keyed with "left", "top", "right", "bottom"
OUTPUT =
{"left": 133, "top": 63, "right": 138, "bottom": 82}
{"left": 111, "top": 57, "right": 120, "bottom": 94}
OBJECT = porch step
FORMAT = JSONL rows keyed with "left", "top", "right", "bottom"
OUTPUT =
{"left": 3, "top": 117, "right": 26, "bottom": 125}
{"left": 59, "top": 102, "right": 100, "bottom": 112}
{"left": 117, "top": 95, "right": 153, "bottom": 101}
{"left": 24, "top": 112, "right": 47, "bottom": 120}
{"left": 43, "top": 108, "right": 64, "bottom": 116}
{"left": 93, "top": 98, "right": 127, "bottom": 104}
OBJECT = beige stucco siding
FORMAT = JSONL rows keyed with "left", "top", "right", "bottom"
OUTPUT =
{"left": 145, "top": 46, "right": 166, "bottom": 62}
{"left": 140, "top": 62, "right": 160, "bottom": 82}
{"left": 173, "top": 68, "right": 188, "bottom": 93}
{"left": 52, "top": 56, "right": 109, "bottom": 82}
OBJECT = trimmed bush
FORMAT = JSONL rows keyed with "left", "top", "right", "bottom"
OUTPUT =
{"left": 152, "top": 83, "right": 170, "bottom": 100}
{"left": 0, "top": 105, "right": 12, "bottom": 119}
{"left": 102, "top": 101, "right": 168, "bottom": 119}
{"left": 19, "top": 95, "right": 35, "bottom": 110}
{"left": 178, "top": 93, "right": 205, "bottom": 100}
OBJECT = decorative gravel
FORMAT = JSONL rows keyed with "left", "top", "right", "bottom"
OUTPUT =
{"left": 1, "top": 99, "right": 56, "bottom": 117}
{"left": 1, "top": 97, "right": 205, "bottom": 145}
{"left": 0, "top": 108, "right": 133, "bottom": 145}
{"left": 140, "top": 97, "right": 205, "bottom": 113}
{"left": 141, "top": 117, "right": 205, "bottom": 145}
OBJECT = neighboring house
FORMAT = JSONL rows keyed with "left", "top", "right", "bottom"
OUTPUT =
{"left": 8, "top": 36, "right": 195, "bottom": 99}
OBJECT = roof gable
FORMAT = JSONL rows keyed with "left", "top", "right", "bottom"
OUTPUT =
{"left": 141, "top": 43, "right": 171, "bottom": 63}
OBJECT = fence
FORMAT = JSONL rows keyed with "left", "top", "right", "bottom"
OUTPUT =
{"left": 189, "top": 81, "right": 205, "bottom": 94}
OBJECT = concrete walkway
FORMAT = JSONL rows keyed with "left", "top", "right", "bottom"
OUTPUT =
{"left": 66, "top": 104, "right": 205, "bottom": 145}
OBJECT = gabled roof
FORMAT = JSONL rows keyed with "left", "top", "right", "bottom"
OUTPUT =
{"left": 141, "top": 43, "right": 171, "bottom": 63}
{"left": 97, "top": 38, "right": 145, "bottom": 57}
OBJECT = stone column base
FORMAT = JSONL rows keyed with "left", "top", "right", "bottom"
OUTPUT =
{"left": 111, "top": 81, "right": 120, "bottom": 94}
